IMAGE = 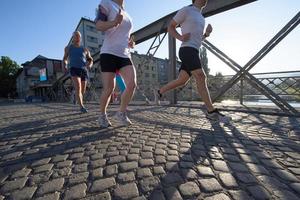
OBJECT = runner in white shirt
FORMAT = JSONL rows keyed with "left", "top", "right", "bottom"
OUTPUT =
{"left": 154, "top": 0, "right": 231, "bottom": 123}
{"left": 95, "top": 0, "right": 136, "bottom": 127}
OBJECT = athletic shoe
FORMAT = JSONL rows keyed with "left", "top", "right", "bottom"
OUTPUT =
{"left": 206, "top": 109, "right": 231, "bottom": 124}
{"left": 98, "top": 113, "right": 112, "bottom": 128}
{"left": 80, "top": 106, "right": 88, "bottom": 113}
{"left": 153, "top": 89, "right": 162, "bottom": 105}
{"left": 113, "top": 111, "right": 132, "bottom": 126}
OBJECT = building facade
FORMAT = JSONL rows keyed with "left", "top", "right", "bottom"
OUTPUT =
{"left": 16, "top": 55, "right": 63, "bottom": 100}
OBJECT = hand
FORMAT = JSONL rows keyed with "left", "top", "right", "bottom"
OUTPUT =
{"left": 180, "top": 33, "right": 191, "bottom": 42}
{"left": 114, "top": 9, "right": 123, "bottom": 27}
{"left": 128, "top": 35, "right": 135, "bottom": 48}
{"left": 205, "top": 24, "right": 213, "bottom": 36}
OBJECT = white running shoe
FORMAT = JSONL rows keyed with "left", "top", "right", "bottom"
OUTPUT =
{"left": 113, "top": 111, "right": 132, "bottom": 126}
{"left": 98, "top": 113, "right": 112, "bottom": 128}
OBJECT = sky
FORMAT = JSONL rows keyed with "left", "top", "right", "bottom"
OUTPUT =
{"left": 0, "top": 0, "right": 299, "bottom": 75}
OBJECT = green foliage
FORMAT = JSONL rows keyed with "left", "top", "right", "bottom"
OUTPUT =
{"left": 0, "top": 56, "right": 21, "bottom": 98}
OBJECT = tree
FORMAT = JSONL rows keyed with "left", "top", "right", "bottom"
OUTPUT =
{"left": 199, "top": 47, "right": 210, "bottom": 75}
{"left": 0, "top": 56, "right": 21, "bottom": 98}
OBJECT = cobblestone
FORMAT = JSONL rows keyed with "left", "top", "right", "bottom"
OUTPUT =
{"left": 0, "top": 103, "right": 300, "bottom": 199}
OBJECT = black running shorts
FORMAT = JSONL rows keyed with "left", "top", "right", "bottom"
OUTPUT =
{"left": 179, "top": 47, "right": 202, "bottom": 76}
{"left": 70, "top": 67, "right": 88, "bottom": 81}
{"left": 100, "top": 53, "right": 133, "bottom": 73}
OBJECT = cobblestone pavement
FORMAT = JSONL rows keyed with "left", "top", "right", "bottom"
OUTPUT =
{"left": 0, "top": 103, "right": 300, "bottom": 200}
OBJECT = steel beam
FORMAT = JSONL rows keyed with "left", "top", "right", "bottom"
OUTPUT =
{"left": 168, "top": 33, "right": 177, "bottom": 104}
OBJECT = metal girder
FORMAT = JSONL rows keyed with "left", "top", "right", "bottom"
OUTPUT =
{"left": 211, "top": 11, "right": 300, "bottom": 114}
{"left": 132, "top": 0, "right": 257, "bottom": 44}
{"left": 203, "top": 40, "right": 298, "bottom": 114}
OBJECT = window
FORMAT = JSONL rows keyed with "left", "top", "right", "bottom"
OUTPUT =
{"left": 86, "top": 25, "right": 98, "bottom": 33}
{"left": 152, "top": 74, "right": 156, "bottom": 78}
{"left": 145, "top": 73, "right": 149, "bottom": 78}
{"left": 87, "top": 35, "right": 98, "bottom": 43}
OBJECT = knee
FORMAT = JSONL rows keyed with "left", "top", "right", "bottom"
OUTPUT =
{"left": 103, "top": 86, "right": 115, "bottom": 95}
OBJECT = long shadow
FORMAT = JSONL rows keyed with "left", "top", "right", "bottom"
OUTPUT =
{"left": 0, "top": 113, "right": 98, "bottom": 140}
{"left": 130, "top": 108, "right": 300, "bottom": 199}
{"left": 0, "top": 125, "right": 119, "bottom": 172}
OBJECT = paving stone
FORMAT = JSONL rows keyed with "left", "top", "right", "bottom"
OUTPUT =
{"left": 73, "top": 163, "right": 88, "bottom": 173}
{"left": 179, "top": 161, "right": 194, "bottom": 168}
{"left": 137, "top": 168, "right": 153, "bottom": 178}
{"left": 179, "top": 181, "right": 200, "bottom": 198}
{"left": 246, "top": 163, "right": 270, "bottom": 175}
{"left": 204, "top": 193, "right": 231, "bottom": 200}
{"left": 90, "top": 159, "right": 106, "bottom": 169}
{"left": 2, "top": 151, "right": 23, "bottom": 160}
{"left": 257, "top": 175, "right": 289, "bottom": 190}
{"left": 34, "top": 164, "right": 54, "bottom": 174}
{"left": 273, "top": 190, "right": 300, "bottom": 200}
{"left": 75, "top": 157, "right": 90, "bottom": 164}
{"left": 167, "top": 156, "right": 180, "bottom": 162}
{"left": 107, "top": 156, "right": 126, "bottom": 165}
{"left": 56, "top": 160, "right": 72, "bottom": 168}
{"left": 35, "top": 192, "right": 60, "bottom": 200}
{"left": 228, "top": 162, "right": 249, "bottom": 172}
{"left": 153, "top": 166, "right": 166, "bottom": 175}
{"left": 90, "top": 153, "right": 104, "bottom": 160}
{"left": 155, "top": 156, "right": 167, "bottom": 164}
{"left": 9, "top": 186, "right": 37, "bottom": 200}
{"left": 64, "top": 183, "right": 87, "bottom": 200}
{"left": 28, "top": 172, "right": 52, "bottom": 185}
{"left": 36, "top": 178, "right": 65, "bottom": 196}
{"left": 166, "top": 162, "right": 179, "bottom": 172}
{"left": 141, "top": 152, "right": 153, "bottom": 159}
{"left": 91, "top": 168, "right": 103, "bottom": 179}
{"left": 198, "top": 178, "right": 222, "bottom": 193}
{"left": 181, "top": 169, "right": 198, "bottom": 180}
{"left": 139, "top": 177, "right": 161, "bottom": 193}
{"left": 247, "top": 185, "right": 270, "bottom": 200}
{"left": 0, "top": 177, "right": 28, "bottom": 193}
{"left": 273, "top": 169, "right": 299, "bottom": 182}
{"left": 260, "top": 159, "right": 283, "bottom": 169}
{"left": 83, "top": 192, "right": 111, "bottom": 200}
{"left": 118, "top": 172, "right": 135, "bottom": 183}
{"left": 105, "top": 164, "right": 118, "bottom": 176}
{"left": 139, "top": 159, "right": 154, "bottom": 167}
{"left": 234, "top": 172, "right": 257, "bottom": 184}
{"left": 219, "top": 173, "right": 238, "bottom": 188}
{"left": 68, "top": 172, "right": 89, "bottom": 185}
{"left": 288, "top": 167, "right": 300, "bottom": 175}
{"left": 212, "top": 160, "right": 230, "bottom": 172}
{"left": 52, "top": 155, "right": 69, "bottom": 163}
{"left": 290, "top": 183, "right": 300, "bottom": 194}
{"left": 119, "top": 162, "right": 138, "bottom": 172}
{"left": 127, "top": 154, "right": 139, "bottom": 161}
{"left": 149, "top": 190, "right": 166, "bottom": 200}
{"left": 11, "top": 168, "right": 32, "bottom": 178}
{"left": 114, "top": 183, "right": 139, "bottom": 199}
{"left": 162, "top": 173, "right": 184, "bottom": 186}
{"left": 164, "top": 187, "right": 183, "bottom": 200}
{"left": 197, "top": 166, "right": 215, "bottom": 177}
{"left": 229, "top": 190, "right": 253, "bottom": 200}
{"left": 32, "top": 158, "right": 51, "bottom": 167}
{"left": 69, "top": 153, "right": 84, "bottom": 159}
{"left": 52, "top": 167, "right": 72, "bottom": 178}
{"left": 90, "top": 177, "right": 116, "bottom": 193}
{"left": 155, "top": 149, "right": 166, "bottom": 155}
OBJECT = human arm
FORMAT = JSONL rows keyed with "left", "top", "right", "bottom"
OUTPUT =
{"left": 62, "top": 46, "right": 69, "bottom": 72}
{"left": 167, "top": 19, "right": 190, "bottom": 42}
{"left": 95, "top": 5, "right": 123, "bottom": 32}
{"left": 85, "top": 48, "right": 93, "bottom": 70}
{"left": 203, "top": 24, "right": 212, "bottom": 39}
